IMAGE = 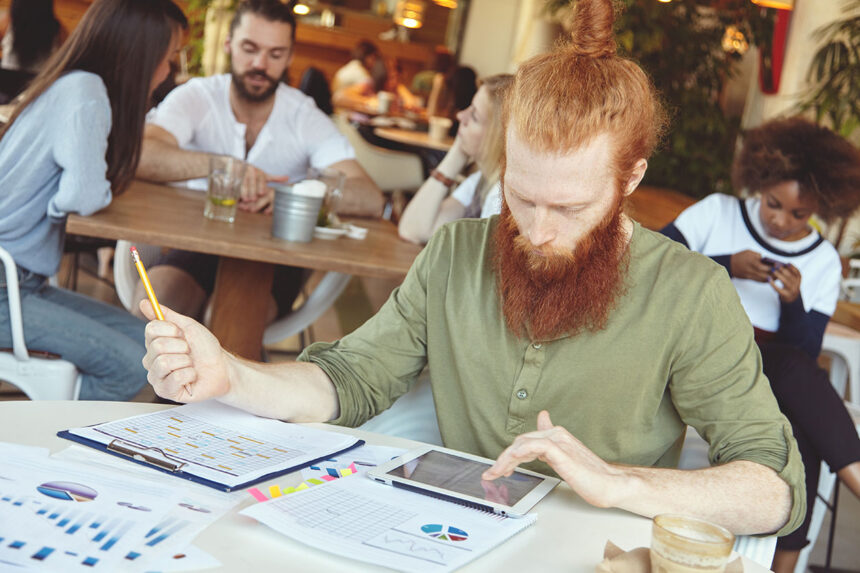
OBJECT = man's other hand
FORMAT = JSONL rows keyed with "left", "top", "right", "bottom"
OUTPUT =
{"left": 239, "top": 165, "right": 288, "bottom": 213}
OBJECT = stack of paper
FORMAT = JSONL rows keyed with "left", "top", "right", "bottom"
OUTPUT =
{"left": 241, "top": 475, "right": 536, "bottom": 572}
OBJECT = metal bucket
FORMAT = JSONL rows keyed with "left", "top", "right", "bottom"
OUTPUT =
{"left": 271, "top": 180, "right": 327, "bottom": 243}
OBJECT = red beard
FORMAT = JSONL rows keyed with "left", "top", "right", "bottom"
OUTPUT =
{"left": 492, "top": 197, "right": 629, "bottom": 341}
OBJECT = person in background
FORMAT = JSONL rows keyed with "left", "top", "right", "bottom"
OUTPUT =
{"left": 411, "top": 47, "right": 454, "bottom": 102}
{"left": 0, "top": 0, "right": 187, "bottom": 400}
{"left": 141, "top": 0, "right": 805, "bottom": 539}
{"left": 331, "top": 40, "right": 379, "bottom": 95}
{"left": 133, "top": 0, "right": 383, "bottom": 325}
{"left": 662, "top": 116, "right": 860, "bottom": 573}
{"left": 0, "top": 0, "right": 65, "bottom": 73}
{"left": 398, "top": 74, "right": 511, "bottom": 244}
{"left": 427, "top": 65, "right": 476, "bottom": 126}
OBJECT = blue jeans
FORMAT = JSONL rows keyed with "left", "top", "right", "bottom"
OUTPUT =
{"left": 0, "top": 266, "right": 148, "bottom": 400}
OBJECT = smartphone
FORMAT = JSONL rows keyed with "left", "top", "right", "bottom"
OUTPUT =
{"left": 761, "top": 257, "right": 785, "bottom": 270}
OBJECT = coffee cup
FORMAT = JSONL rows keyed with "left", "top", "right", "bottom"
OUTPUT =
{"left": 650, "top": 514, "right": 735, "bottom": 573}
{"left": 428, "top": 116, "right": 452, "bottom": 142}
{"left": 377, "top": 91, "right": 395, "bottom": 114}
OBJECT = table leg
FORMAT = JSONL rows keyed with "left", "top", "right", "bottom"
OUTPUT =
{"left": 209, "top": 257, "right": 274, "bottom": 360}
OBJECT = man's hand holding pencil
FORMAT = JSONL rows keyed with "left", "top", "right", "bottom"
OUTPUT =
{"left": 140, "top": 300, "right": 232, "bottom": 403}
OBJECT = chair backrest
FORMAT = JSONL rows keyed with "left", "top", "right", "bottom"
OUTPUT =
{"left": 332, "top": 114, "right": 424, "bottom": 193}
{"left": 299, "top": 67, "right": 333, "bottom": 116}
{"left": 0, "top": 68, "right": 36, "bottom": 105}
{"left": 0, "top": 244, "right": 30, "bottom": 361}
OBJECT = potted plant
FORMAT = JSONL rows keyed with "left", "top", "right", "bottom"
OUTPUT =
{"left": 544, "top": 0, "right": 773, "bottom": 198}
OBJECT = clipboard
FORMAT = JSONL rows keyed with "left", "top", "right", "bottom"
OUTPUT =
{"left": 57, "top": 430, "right": 364, "bottom": 492}
{"left": 57, "top": 401, "right": 365, "bottom": 492}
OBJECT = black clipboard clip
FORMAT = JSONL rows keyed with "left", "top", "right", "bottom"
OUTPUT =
{"left": 107, "top": 439, "right": 187, "bottom": 472}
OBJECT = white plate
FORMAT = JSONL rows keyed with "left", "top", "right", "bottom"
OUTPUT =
{"left": 314, "top": 226, "right": 347, "bottom": 240}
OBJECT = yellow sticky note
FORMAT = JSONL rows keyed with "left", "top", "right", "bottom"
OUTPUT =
{"left": 269, "top": 485, "right": 282, "bottom": 498}
{"left": 296, "top": 482, "right": 310, "bottom": 491}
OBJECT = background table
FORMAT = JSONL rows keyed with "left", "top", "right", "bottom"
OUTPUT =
{"left": 0, "top": 401, "right": 770, "bottom": 573}
{"left": 375, "top": 127, "right": 455, "bottom": 152}
{"left": 66, "top": 181, "right": 422, "bottom": 359}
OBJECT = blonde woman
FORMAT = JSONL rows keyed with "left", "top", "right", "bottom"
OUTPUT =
{"left": 398, "top": 74, "right": 511, "bottom": 244}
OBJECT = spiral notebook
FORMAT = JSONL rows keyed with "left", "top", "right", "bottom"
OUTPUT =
{"left": 241, "top": 474, "right": 536, "bottom": 572}
{"left": 58, "top": 401, "right": 363, "bottom": 492}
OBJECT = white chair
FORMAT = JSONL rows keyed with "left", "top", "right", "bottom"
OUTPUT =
{"left": 112, "top": 240, "right": 351, "bottom": 352}
{"left": 821, "top": 322, "right": 860, "bottom": 406}
{"left": 332, "top": 114, "right": 424, "bottom": 219}
{"left": 355, "top": 368, "right": 443, "bottom": 445}
{"left": 0, "top": 245, "right": 82, "bottom": 400}
{"left": 677, "top": 430, "right": 778, "bottom": 569}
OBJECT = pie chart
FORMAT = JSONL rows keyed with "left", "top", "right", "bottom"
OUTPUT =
{"left": 36, "top": 481, "right": 98, "bottom": 502}
{"left": 421, "top": 523, "right": 469, "bottom": 542}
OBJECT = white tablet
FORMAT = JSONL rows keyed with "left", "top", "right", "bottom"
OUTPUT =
{"left": 366, "top": 446, "right": 560, "bottom": 517}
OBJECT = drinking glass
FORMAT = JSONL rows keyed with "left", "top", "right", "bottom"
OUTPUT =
{"left": 204, "top": 156, "right": 246, "bottom": 223}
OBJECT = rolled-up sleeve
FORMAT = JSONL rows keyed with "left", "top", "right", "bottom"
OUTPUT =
{"left": 298, "top": 229, "right": 445, "bottom": 427}
{"left": 670, "top": 269, "right": 806, "bottom": 536}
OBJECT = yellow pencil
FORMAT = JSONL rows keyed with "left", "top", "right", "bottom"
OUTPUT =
{"left": 130, "top": 246, "right": 164, "bottom": 320}
{"left": 130, "top": 246, "right": 193, "bottom": 397}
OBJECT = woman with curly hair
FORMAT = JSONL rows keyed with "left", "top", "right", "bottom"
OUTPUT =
{"left": 662, "top": 116, "right": 860, "bottom": 573}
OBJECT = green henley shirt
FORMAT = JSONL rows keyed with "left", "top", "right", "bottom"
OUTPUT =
{"left": 299, "top": 217, "right": 805, "bottom": 536}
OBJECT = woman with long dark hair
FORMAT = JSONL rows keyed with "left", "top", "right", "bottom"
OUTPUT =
{"left": 1, "top": 0, "right": 64, "bottom": 72}
{"left": 0, "top": 0, "right": 187, "bottom": 400}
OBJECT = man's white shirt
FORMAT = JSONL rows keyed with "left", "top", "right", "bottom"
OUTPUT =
{"left": 147, "top": 74, "right": 354, "bottom": 190}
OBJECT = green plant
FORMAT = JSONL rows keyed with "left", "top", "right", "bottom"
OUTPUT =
{"left": 796, "top": 0, "right": 860, "bottom": 138}
{"left": 184, "top": 0, "right": 239, "bottom": 76}
{"left": 545, "top": 0, "right": 773, "bottom": 198}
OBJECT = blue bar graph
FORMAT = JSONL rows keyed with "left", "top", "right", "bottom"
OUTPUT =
{"left": 36, "top": 507, "right": 48, "bottom": 515}
{"left": 82, "top": 556, "right": 98, "bottom": 567}
{"left": 125, "top": 551, "right": 141, "bottom": 561}
{"left": 58, "top": 518, "right": 71, "bottom": 527}
{"left": 12, "top": 497, "right": 24, "bottom": 506}
{"left": 31, "top": 547, "right": 54, "bottom": 561}
{"left": 146, "top": 520, "right": 187, "bottom": 547}
{"left": 100, "top": 522, "right": 131, "bottom": 551}
{"left": 48, "top": 511, "right": 61, "bottom": 520}
{"left": 9, "top": 540, "right": 25, "bottom": 549}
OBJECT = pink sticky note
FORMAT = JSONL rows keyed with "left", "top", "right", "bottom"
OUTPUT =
{"left": 247, "top": 487, "right": 268, "bottom": 502}
{"left": 320, "top": 474, "right": 336, "bottom": 482}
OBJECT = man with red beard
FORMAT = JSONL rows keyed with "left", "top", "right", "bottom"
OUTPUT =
{"left": 140, "top": 0, "right": 804, "bottom": 538}
{"left": 131, "top": 0, "right": 384, "bottom": 324}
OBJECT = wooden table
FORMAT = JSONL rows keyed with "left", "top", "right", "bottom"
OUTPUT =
{"left": 374, "top": 127, "right": 455, "bottom": 152}
{"left": 66, "top": 180, "right": 422, "bottom": 359}
{"left": 626, "top": 185, "right": 696, "bottom": 231}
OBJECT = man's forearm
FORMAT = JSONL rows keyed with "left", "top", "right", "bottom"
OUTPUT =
{"left": 610, "top": 460, "right": 792, "bottom": 535}
{"left": 218, "top": 355, "right": 340, "bottom": 423}
{"left": 137, "top": 137, "right": 212, "bottom": 183}
{"left": 338, "top": 177, "right": 385, "bottom": 217}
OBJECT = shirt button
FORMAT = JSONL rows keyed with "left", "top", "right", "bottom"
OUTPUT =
{"left": 532, "top": 343, "right": 542, "bottom": 349}
{"left": 516, "top": 389, "right": 528, "bottom": 400}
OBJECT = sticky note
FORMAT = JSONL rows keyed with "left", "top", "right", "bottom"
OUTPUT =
{"left": 268, "top": 485, "right": 282, "bottom": 498}
{"left": 247, "top": 488, "right": 268, "bottom": 502}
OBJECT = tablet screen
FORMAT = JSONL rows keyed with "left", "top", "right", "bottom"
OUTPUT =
{"left": 385, "top": 450, "right": 544, "bottom": 507}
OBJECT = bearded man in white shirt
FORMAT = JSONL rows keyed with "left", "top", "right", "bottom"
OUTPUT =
{"left": 133, "top": 0, "right": 384, "bottom": 323}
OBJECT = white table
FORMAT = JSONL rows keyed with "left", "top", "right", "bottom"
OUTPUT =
{"left": 0, "top": 401, "right": 770, "bottom": 572}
